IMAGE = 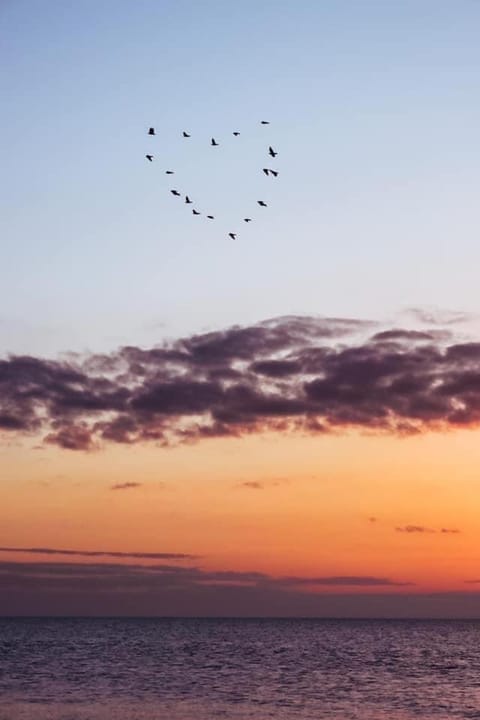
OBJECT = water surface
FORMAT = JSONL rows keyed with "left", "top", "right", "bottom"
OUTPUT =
{"left": 1, "top": 618, "right": 479, "bottom": 719}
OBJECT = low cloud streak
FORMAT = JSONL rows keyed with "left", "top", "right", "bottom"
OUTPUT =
{"left": 110, "top": 482, "right": 142, "bottom": 491}
{"left": 20, "top": 560, "right": 480, "bottom": 618}
{"left": 0, "top": 546, "right": 197, "bottom": 560}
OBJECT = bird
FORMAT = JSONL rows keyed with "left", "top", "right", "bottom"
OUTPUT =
{"left": 262, "top": 168, "right": 270, "bottom": 176}
{"left": 148, "top": 127, "right": 155, "bottom": 135}
{"left": 185, "top": 195, "right": 192, "bottom": 204}
{"left": 211, "top": 138, "right": 219, "bottom": 146}
{"left": 233, "top": 132, "right": 240, "bottom": 136}
{"left": 165, "top": 170, "right": 174, "bottom": 174}
{"left": 207, "top": 215, "right": 215, "bottom": 219}
{"left": 145, "top": 155, "right": 154, "bottom": 162}
{"left": 183, "top": 131, "right": 191, "bottom": 137}
{"left": 257, "top": 200, "right": 267, "bottom": 207}
{"left": 261, "top": 121, "right": 270, "bottom": 125}
{"left": 171, "top": 190, "right": 181, "bottom": 196}
{"left": 269, "top": 170, "right": 279, "bottom": 177}
{"left": 228, "top": 233, "right": 236, "bottom": 240}
{"left": 244, "top": 218, "right": 252, "bottom": 222}
{"left": 192, "top": 209, "right": 200, "bottom": 215}
{"left": 268, "top": 146, "right": 277, "bottom": 158}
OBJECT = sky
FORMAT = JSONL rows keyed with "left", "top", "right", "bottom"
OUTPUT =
{"left": 2, "top": 0, "right": 480, "bottom": 617}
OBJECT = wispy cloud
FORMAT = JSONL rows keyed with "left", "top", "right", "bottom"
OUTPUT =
{"left": 0, "top": 546, "right": 197, "bottom": 560}
{"left": 110, "top": 482, "right": 142, "bottom": 491}
{"left": 440, "top": 528, "right": 461, "bottom": 534}
{"left": 2, "top": 313, "right": 480, "bottom": 451}
{"left": 0, "top": 559, "right": 412, "bottom": 589}
{"left": 236, "top": 479, "right": 285, "bottom": 490}
{"left": 396, "top": 526, "right": 436, "bottom": 534}
{"left": 395, "top": 525, "right": 461, "bottom": 535}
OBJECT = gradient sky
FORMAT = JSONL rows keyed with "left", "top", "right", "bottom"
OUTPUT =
{"left": 2, "top": 1, "right": 480, "bottom": 617}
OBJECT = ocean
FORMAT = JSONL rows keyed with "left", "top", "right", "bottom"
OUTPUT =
{"left": 0, "top": 618, "right": 479, "bottom": 719}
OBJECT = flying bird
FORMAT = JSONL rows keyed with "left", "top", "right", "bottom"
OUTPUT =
{"left": 257, "top": 200, "right": 267, "bottom": 207}
{"left": 145, "top": 155, "right": 154, "bottom": 162}
{"left": 185, "top": 195, "right": 192, "bottom": 204}
{"left": 262, "top": 168, "right": 270, "bottom": 176}
{"left": 171, "top": 190, "right": 181, "bottom": 196}
{"left": 233, "top": 132, "right": 240, "bottom": 136}
{"left": 211, "top": 138, "right": 219, "bottom": 146}
{"left": 243, "top": 218, "right": 252, "bottom": 222}
{"left": 228, "top": 233, "right": 236, "bottom": 240}
{"left": 192, "top": 209, "right": 200, "bottom": 215}
{"left": 268, "top": 146, "right": 277, "bottom": 158}
{"left": 183, "top": 131, "right": 191, "bottom": 138}
{"left": 148, "top": 127, "right": 155, "bottom": 135}
{"left": 165, "top": 170, "right": 174, "bottom": 174}
{"left": 207, "top": 215, "right": 215, "bottom": 219}
{"left": 261, "top": 121, "right": 270, "bottom": 125}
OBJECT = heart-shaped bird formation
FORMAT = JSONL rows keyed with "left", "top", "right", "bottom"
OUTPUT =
{"left": 144, "top": 121, "right": 279, "bottom": 240}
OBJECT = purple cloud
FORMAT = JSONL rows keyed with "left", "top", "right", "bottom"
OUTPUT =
{"left": 0, "top": 559, "right": 412, "bottom": 589}
{"left": 395, "top": 526, "right": 436, "bottom": 534}
{"left": 110, "top": 482, "right": 142, "bottom": 491}
{"left": 2, "top": 314, "right": 480, "bottom": 451}
{"left": 0, "top": 546, "right": 197, "bottom": 560}
{"left": 395, "top": 525, "right": 461, "bottom": 534}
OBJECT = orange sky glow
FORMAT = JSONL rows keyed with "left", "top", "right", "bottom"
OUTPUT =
{"left": 3, "top": 427, "right": 479, "bottom": 609}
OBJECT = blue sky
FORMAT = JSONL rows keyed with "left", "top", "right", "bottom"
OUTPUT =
{"left": 2, "top": 0, "right": 480, "bottom": 355}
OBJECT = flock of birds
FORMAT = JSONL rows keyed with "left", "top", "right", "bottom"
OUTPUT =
{"left": 145, "top": 121, "right": 278, "bottom": 240}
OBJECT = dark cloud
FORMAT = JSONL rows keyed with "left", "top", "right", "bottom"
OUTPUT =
{"left": 395, "top": 526, "right": 435, "bottom": 534}
{"left": 273, "top": 575, "right": 412, "bottom": 588}
{"left": 15, "top": 559, "right": 480, "bottom": 619}
{"left": 395, "top": 525, "right": 461, "bottom": 534}
{"left": 110, "top": 481, "right": 142, "bottom": 491}
{"left": 371, "top": 329, "right": 434, "bottom": 343}
{"left": 238, "top": 481, "right": 265, "bottom": 490}
{"left": 440, "top": 528, "right": 461, "bottom": 534}
{"left": 3, "top": 314, "right": 480, "bottom": 451}
{"left": 0, "top": 546, "right": 197, "bottom": 560}
{"left": 0, "top": 559, "right": 413, "bottom": 617}
{"left": 237, "top": 479, "right": 285, "bottom": 490}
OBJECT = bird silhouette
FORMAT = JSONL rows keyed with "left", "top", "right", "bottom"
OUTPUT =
{"left": 145, "top": 155, "right": 154, "bottom": 162}
{"left": 183, "top": 131, "right": 191, "bottom": 138}
{"left": 261, "top": 121, "right": 270, "bottom": 125}
{"left": 244, "top": 218, "right": 252, "bottom": 222}
{"left": 171, "top": 190, "right": 181, "bottom": 196}
{"left": 233, "top": 132, "right": 240, "bottom": 136}
{"left": 165, "top": 170, "right": 174, "bottom": 174}
{"left": 192, "top": 209, "right": 200, "bottom": 215}
{"left": 269, "top": 170, "right": 279, "bottom": 177}
{"left": 262, "top": 168, "right": 270, "bottom": 176}
{"left": 185, "top": 195, "right": 192, "bottom": 204}
{"left": 207, "top": 215, "right": 215, "bottom": 219}
{"left": 148, "top": 127, "right": 155, "bottom": 135}
{"left": 228, "top": 233, "right": 236, "bottom": 240}
{"left": 268, "top": 146, "right": 277, "bottom": 158}
{"left": 257, "top": 201, "right": 267, "bottom": 207}
{"left": 211, "top": 138, "right": 219, "bottom": 146}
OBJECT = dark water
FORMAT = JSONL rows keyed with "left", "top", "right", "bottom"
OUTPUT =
{"left": 1, "top": 618, "right": 480, "bottom": 719}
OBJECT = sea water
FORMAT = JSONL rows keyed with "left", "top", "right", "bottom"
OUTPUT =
{"left": 1, "top": 618, "right": 479, "bottom": 719}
